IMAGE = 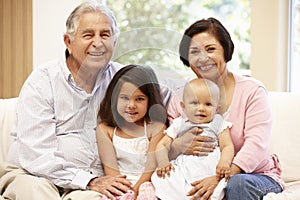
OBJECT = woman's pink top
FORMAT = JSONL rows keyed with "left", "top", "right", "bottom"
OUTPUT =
{"left": 225, "top": 73, "right": 285, "bottom": 189}
{"left": 166, "top": 72, "right": 285, "bottom": 189}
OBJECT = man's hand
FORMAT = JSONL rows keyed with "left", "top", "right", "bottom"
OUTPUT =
{"left": 87, "top": 175, "right": 132, "bottom": 199}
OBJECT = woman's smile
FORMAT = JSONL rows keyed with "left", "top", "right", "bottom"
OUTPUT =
{"left": 196, "top": 63, "right": 216, "bottom": 71}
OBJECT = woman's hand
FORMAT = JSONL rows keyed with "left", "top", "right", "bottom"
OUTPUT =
{"left": 169, "top": 127, "right": 216, "bottom": 160}
{"left": 187, "top": 175, "right": 219, "bottom": 200}
{"left": 87, "top": 174, "right": 132, "bottom": 200}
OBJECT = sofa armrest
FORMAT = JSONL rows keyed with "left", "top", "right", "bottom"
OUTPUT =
{"left": 0, "top": 98, "right": 18, "bottom": 162}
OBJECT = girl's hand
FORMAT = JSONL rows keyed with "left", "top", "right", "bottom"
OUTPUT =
{"left": 156, "top": 163, "right": 175, "bottom": 178}
{"left": 133, "top": 185, "right": 139, "bottom": 199}
{"left": 187, "top": 176, "right": 219, "bottom": 200}
{"left": 170, "top": 127, "right": 216, "bottom": 159}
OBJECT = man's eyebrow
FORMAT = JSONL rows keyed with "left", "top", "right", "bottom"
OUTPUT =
{"left": 80, "top": 28, "right": 112, "bottom": 34}
{"left": 102, "top": 28, "right": 112, "bottom": 31}
{"left": 101, "top": 28, "right": 113, "bottom": 34}
{"left": 81, "top": 29, "right": 94, "bottom": 34}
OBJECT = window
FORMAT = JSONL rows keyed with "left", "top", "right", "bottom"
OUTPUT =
{"left": 289, "top": 0, "right": 300, "bottom": 92}
{"left": 105, "top": 0, "right": 251, "bottom": 80}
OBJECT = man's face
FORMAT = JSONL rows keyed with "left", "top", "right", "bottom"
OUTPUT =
{"left": 65, "top": 12, "right": 116, "bottom": 71}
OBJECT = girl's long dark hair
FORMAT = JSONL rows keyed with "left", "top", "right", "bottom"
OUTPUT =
{"left": 98, "top": 64, "right": 167, "bottom": 127}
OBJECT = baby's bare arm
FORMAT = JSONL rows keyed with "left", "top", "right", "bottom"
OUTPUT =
{"left": 155, "top": 135, "right": 174, "bottom": 178}
{"left": 217, "top": 127, "right": 234, "bottom": 180}
{"left": 155, "top": 135, "right": 173, "bottom": 167}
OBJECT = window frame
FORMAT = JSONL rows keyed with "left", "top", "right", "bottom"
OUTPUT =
{"left": 289, "top": 0, "right": 300, "bottom": 92}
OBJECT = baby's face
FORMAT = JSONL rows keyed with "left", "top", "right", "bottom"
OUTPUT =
{"left": 182, "top": 84, "right": 218, "bottom": 124}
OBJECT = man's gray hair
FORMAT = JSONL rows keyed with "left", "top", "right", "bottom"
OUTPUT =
{"left": 65, "top": 0, "right": 119, "bottom": 41}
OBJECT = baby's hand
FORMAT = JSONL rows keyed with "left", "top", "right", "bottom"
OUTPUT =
{"left": 216, "top": 163, "right": 231, "bottom": 181}
{"left": 156, "top": 163, "right": 175, "bottom": 178}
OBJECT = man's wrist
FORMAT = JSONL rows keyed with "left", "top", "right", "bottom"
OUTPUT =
{"left": 86, "top": 177, "right": 97, "bottom": 190}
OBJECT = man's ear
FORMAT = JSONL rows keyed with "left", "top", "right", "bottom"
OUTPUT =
{"left": 180, "top": 101, "right": 185, "bottom": 109}
{"left": 64, "top": 34, "right": 72, "bottom": 54}
{"left": 216, "top": 104, "right": 221, "bottom": 113}
{"left": 113, "top": 38, "right": 118, "bottom": 46}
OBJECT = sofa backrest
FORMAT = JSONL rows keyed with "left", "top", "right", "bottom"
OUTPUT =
{"left": 0, "top": 93, "right": 300, "bottom": 184}
{"left": 268, "top": 92, "right": 300, "bottom": 183}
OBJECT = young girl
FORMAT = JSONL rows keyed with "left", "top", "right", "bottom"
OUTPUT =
{"left": 96, "top": 64, "right": 167, "bottom": 200}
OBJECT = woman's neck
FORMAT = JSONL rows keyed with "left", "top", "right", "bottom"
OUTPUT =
{"left": 216, "top": 70, "right": 235, "bottom": 114}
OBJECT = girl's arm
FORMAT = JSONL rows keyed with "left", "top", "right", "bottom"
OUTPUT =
{"left": 96, "top": 123, "right": 120, "bottom": 176}
{"left": 133, "top": 122, "right": 166, "bottom": 194}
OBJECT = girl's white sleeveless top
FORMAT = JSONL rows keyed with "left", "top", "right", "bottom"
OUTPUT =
{"left": 112, "top": 121, "right": 149, "bottom": 185}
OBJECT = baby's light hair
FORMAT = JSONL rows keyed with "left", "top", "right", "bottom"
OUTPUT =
{"left": 183, "top": 78, "right": 220, "bottom": 105}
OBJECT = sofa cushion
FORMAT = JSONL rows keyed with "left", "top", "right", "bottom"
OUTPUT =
{"left": 268, "top": 92, "right": 300, "bottom": 183}
{"left": 0, "top": 98, "right": 18, "bottom": 162}
{"left": 1, "top": 93, "right": 300, "bottom": 193}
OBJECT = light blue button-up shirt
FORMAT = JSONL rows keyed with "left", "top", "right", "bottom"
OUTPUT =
{"left": 8, "top": 54, "right": 123, "bottom": 189}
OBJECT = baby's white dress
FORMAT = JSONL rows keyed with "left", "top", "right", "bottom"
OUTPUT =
{"left": 151, "top": 114, "right": 232, "bottom": 200}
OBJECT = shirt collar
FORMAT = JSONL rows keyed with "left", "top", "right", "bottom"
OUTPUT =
{"left": 61, "top": 50, "right": 73, "bottom": 83}
{"left": 61, "top": 49, "right": 112, "bottom": 93}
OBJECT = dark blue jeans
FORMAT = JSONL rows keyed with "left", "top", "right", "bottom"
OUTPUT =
{"left": 226, "top": 174, "right": 282, "bottom": 200}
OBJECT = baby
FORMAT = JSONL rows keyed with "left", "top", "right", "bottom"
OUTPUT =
{"left": 151, "top": 78, "right": 234, "bottom": 200}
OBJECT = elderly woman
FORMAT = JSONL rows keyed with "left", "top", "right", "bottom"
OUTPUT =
{"left": 170, "top": 17, "right": 284, "bottom": 200}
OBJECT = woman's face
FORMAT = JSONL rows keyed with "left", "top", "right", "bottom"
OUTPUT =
{"left": 188, "top": 32, "right": 227, "bottom": 81}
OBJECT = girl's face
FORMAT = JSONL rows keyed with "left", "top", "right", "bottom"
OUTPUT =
{"left": 117, "top": 82, "right": 149, "bottom": 125}
{"left": 188, "top": 32, "right": 227, "bottom": 82}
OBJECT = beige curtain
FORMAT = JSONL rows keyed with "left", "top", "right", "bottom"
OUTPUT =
{"left": 0, "top": 0, "right": 32, "bottom": 98}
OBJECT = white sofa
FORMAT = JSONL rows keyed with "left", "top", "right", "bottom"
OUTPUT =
{"left": 0, "top": 92, "right": 300, "bottom": 199}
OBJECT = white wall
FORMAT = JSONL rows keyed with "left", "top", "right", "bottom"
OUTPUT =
{"left": 33, "top": 0, "right": 290, "bottom": 92}
{"left": 33, "top": 0, "right": 84, "bottom": 67}
{"left": 250, "top": 0, "right": 289, "bottom": 92}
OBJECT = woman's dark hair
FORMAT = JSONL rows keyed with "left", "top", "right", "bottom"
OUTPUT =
{"left": 98, "top": 64, "right": 167, "bottom": 127}
{"left": 179, "top": 17, "right": 234, "bottom": 67}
